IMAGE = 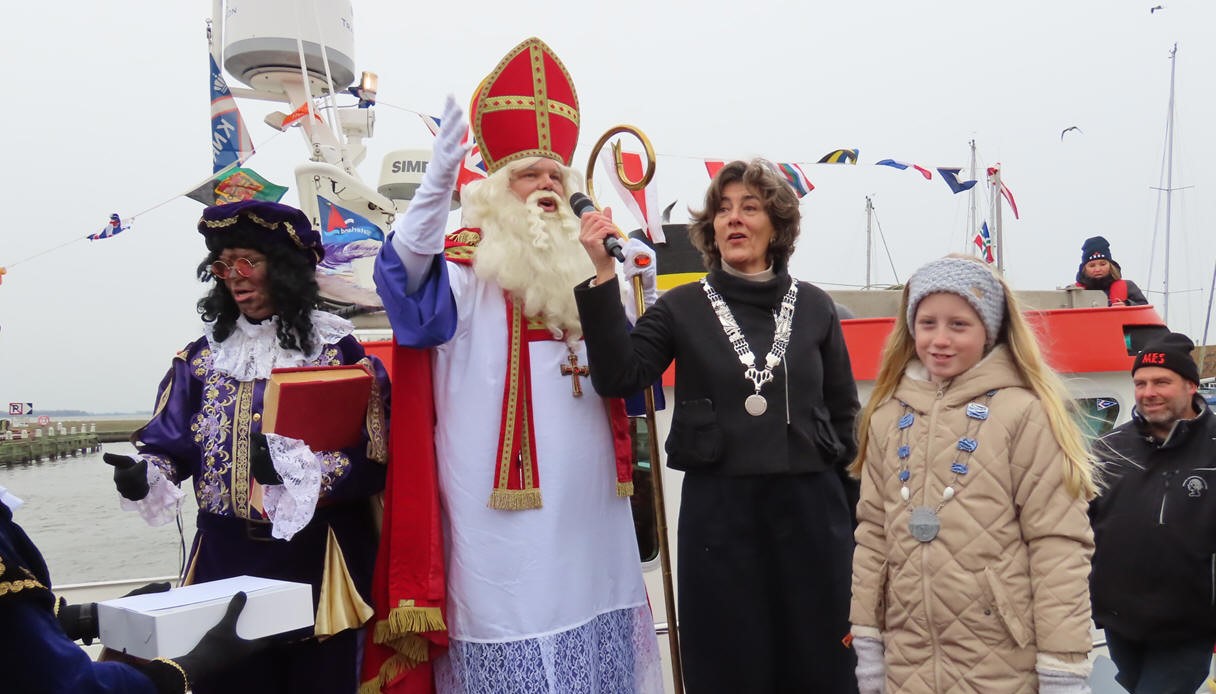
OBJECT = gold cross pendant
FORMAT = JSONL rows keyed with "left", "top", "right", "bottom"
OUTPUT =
{"left": 559, "top": 350, "right": 590, "bottom": 397}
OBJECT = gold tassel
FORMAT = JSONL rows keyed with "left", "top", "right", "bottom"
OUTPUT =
{"left": 372, "top": 631, "right": 430, "bottom": 663}
{"left": 487, "top": 488, "right": 543, "bottom": 510}
{"left": 616, "top": 481, "right": 635, "bottom": 497}
{"left": 374, "top": 599, "right": 447, "bottom": 639}
{"left": 358, "top": 653, "right": 423, "bottom": 694}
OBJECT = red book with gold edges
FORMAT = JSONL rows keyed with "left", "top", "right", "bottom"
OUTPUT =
{"left": 262, "top": 365, "right": 372, "bottom": 451}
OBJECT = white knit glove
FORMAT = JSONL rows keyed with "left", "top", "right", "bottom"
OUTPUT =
{"left": 621, "top": 237, "right": 658, "bottom": 324}
{"left": 1037, "top": 669, "right": 1091, "bottom": 694}
{"left": 853, "top": 635, "right": 885, "bottom": 694}
{"left": 394, "top": 95, "right": 469, "bottom": 257}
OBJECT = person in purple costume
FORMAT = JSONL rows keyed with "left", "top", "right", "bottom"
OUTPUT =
{"left": 104, "top": 200, "right": 389, "bottom": 694}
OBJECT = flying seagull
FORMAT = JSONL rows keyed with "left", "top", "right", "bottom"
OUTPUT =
{"left": 1061, "top": 126, "right": 1083, "bottom": 140}
{"left": 1150, "top": 5, "right": 1164, "bottom": 13}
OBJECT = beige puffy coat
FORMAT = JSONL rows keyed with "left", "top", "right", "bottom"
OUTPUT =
{"left": 850, "top": 347, "right": 1093, "bottom": 692}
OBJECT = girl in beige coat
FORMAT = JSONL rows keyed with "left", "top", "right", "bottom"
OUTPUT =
{"left": 850, "top": 257, "right": 1097, "bottom": 693}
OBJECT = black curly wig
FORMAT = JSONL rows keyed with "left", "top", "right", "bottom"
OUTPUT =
{"left": 196, "top": 227, "right": 321, "bottom": 355}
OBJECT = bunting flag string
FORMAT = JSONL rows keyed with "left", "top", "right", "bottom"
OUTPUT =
{"left": 819, "top": 148, "right": 860, "bottom": 164}
{"left": 875, "top": 159, "right": 933, "bottom": 180}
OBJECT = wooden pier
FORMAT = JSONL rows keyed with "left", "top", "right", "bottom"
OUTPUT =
{"left": 0, "top": 424, "right": 113, "bottom": 465}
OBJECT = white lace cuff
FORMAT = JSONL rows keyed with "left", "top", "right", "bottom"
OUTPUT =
{"left": 262, "top": 433, "right": 322, "bottom": 541}
{"left": 119, "top": 460, "right": 184, "bottom": 527}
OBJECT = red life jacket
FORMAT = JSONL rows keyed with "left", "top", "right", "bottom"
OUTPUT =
{"left": 1075, "top": 279, "right": 1128, "bottom": 305}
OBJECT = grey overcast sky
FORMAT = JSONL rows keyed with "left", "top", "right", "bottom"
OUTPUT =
{"left": 2, "top": 0, "right": 1214, "bottom": 412}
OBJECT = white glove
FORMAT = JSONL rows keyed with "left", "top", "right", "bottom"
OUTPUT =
{"left": 852, "top": 635, "right": 885, "bottom": 694}
{"left": 1037, "top": 669, "right": 1091, "bottom": 694}
{"left": 395, "top": 95, "right": 469, "bottom": 257}
{"left": 621, "top": 237, "right": 658, "bottom": 324}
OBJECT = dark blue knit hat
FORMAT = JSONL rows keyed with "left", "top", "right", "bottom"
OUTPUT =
{"left": 197, "top": 201, "right": 323, "bottom": 265}
{"left": 1076, "top": 235, "right": 1122, "bottom": 283}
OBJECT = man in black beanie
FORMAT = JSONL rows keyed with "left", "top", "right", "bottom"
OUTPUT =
{"left": 1089, "top": 331, "right": 1216, "bottom": 692}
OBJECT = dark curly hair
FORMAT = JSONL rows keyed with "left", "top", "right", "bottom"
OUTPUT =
{"left": 688, "top": 159, "right": 801, "bottom": 271}
{"left": 196, "top": 228, "right": 321, "bottom": 354}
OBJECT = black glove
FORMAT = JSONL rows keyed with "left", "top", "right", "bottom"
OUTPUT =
{"left": 176, "top": 592, "right": 269, "bottom": 680}
{"left": 249, "top": 432, "right": 282, "bottom": 485}
{"left": 124, "top": 581, "right": 172, "bottom": 597}
{"left": 104, "top": 452, "right": 149, "bottom": 501}
{"left": 56, "top": 598, "right": 98, "bottom": 645}
{"left": 57, "top": 581, "right": 169, "bottom": 645}
{"left": 139, "top": 592, "right": 270, "bottom": 694}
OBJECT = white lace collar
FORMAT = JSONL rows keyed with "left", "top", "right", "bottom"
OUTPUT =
{"left": 204, "top": 310, "right": 355, "bottom": 381}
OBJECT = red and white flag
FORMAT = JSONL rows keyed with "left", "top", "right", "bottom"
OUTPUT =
{"left": 600, "top": 151, "right": 665, "bottom": 243}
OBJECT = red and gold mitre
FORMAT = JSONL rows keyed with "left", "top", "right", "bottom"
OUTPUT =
{"left": 470, "top": 37, "right": 579, "bottom": 174}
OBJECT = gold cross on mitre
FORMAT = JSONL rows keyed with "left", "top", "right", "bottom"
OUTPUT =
{"left": 560, "top": 350, "right": 590, "bottom": 397}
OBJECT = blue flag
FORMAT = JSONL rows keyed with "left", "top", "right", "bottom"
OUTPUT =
{"left": 936, "top": 167, "right": 978, "bottom": 194}
{"left": 209, "top": 55, "right": 254, "bottom": 174}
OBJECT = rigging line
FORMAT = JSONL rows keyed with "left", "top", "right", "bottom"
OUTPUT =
{"left": 871, "top": 207, "right": 901, "bottom": 284}
{"left": 4, "top": 128, "right": 289, "bottom": 270}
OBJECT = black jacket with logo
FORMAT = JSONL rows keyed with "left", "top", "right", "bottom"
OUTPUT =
{"left": 1090, "top": 397, "right": 1216, "bottom": 640}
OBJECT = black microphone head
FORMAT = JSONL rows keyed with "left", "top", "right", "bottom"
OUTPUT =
{"left": 569, "top": 192, "right": 596, "bottom": 217}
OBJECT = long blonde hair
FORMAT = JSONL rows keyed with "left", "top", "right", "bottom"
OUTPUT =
{"left": 850, "top": 258, "right": 1098, "bottom": 501}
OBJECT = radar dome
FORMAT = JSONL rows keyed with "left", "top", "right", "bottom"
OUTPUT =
{"left": 223, "top": 0, "right": 356, "bottom": 94}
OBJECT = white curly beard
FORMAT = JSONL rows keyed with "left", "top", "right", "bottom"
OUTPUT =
{"left": 464, "top": 170, "right": 595, "bottom": 341}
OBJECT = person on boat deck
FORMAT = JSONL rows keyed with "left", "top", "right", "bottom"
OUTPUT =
{"left": 1074, "top": 235, "right": 1148, "bottom": 306}
{"left": 849, "top": 255, "right": 1098, "bottom": 694}
{"left": 105, "top": 200, "right": 389, "bottom": 694}
{"left": 0, "top": 486, "right": 269, "bottom": 693}
{"left": 367, "top": 37, "right": 663, "bottom": 694}
{"left": 576, "top": 158, "right": 861, "bottom": 693}
{"left": 1089, "top": 332, "right": 1216, "bottom": 694}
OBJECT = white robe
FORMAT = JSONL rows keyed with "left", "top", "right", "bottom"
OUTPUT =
{"left": 434, "top": 262, "right": 649, "bottom": 642}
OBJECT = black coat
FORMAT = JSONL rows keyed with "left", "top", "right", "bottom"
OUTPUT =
{"left": 1090, "top": 397, "right": 1216, "bottom": 640}
{"left": 575, "top": 267, "right": 860, "bottom": 476}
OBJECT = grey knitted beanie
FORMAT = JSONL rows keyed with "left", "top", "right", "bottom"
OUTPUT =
{"left": 906, "top": 257, "right": 1006, "bottom": 347}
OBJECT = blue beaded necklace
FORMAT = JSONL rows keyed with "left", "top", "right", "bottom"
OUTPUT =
{"left": 896, "top": 389, "right": 998, "bottom": 542}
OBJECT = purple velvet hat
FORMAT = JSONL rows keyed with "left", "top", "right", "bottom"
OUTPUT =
{"left": 197, "top": 200, "right": 323, "bottom": 265}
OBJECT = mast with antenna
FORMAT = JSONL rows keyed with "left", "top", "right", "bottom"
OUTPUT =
{"left": 865, "top": 195, "right": 873, "bottom": 289}
{"left": 1149, "top": 43, "right": 1191, "bottom": 323}
{"left": 967, "top": 139, "right": 978, "bottom": 255}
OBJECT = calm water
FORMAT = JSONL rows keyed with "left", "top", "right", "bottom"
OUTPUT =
{"left": 0, "top": 442, "right": 199, "bottom": 585}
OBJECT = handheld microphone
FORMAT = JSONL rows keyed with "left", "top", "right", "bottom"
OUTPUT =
{"left": 569, "top": 192, "right": 625, "bottom": 262}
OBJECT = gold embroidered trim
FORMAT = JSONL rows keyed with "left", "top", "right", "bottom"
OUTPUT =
{"left": 616, "top": 481, "right": 635, "bottom": 497}
{"left": 152, "top": 658, "right": 189, "bottom": 691}
{"left": 443, "top": 245, "right": 476, "bottom": 263}
{"left": 0, "top": 578, "right": 45, "bottom": 596}
{"left": 447, "top": 229, "right": 482, "bottom": 246}
{"left": 360, "top": 358, "right": 388, "bottom": 463}
{"left": 233, "top": 380, "right": 254, "bottom": 518}
{"left": 497, "top": 298, "right": 525, "bottom": 489}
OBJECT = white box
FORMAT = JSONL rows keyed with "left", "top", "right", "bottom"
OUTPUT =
{"left": 97, "top": 575, "right": 314, "bottom": 660}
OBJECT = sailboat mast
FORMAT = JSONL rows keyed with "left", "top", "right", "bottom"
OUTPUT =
{"left": 1162, "top": 43, "right": 1178, "bottom": 324}
{"left": 865, "top": 196, "right": 873, "bottom": 288}
{"left": 967, "top": 140, "right": 977, "bottom": 254}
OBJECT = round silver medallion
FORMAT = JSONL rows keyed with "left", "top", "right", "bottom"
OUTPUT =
{"left": 909, "top": 506, "right": 941, "bottom": 542}
{"left": 744, "top": 394, "right": 768, "bottom": 416}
